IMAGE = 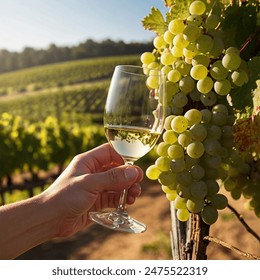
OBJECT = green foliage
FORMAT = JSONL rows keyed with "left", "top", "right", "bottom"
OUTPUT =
{"left": 142, "top": 7, "right": 168, "bottom": 35}
{"left": 0, "top": 113, "right": 106, "bottom": 181}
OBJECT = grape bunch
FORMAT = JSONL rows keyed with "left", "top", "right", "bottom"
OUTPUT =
{"left": 142, "top": 0, "right": 252, "bottom": 224}
{"left": 222, "top": 150, "right": 260, "bottom": 218}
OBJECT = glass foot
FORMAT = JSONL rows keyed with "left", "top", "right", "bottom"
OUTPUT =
{"left": 89, "top": 210, "right": 147, "bottom": 233}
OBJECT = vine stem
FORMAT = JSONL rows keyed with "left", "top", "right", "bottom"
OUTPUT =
{"left": 227, "top": 204, "right": 260, "bottom": 243}
{"left": 204, "top": 236, "right": 260, "bottom": 260}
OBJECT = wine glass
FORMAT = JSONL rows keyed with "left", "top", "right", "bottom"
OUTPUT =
{"left": 89, "top": 65, "right": 166, "bottom": 233}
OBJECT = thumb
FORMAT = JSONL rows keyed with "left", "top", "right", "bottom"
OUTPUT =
{"left": 84, "top": 166, "right": 141, "bottom": 193}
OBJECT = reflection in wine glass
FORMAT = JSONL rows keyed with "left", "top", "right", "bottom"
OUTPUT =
{"left": 89, "top": 65, "right": 166, "bottom": 233}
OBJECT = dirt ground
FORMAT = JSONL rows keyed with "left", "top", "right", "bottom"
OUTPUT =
{"left": 17, "top": 176, "right": 260, "bottom": 260}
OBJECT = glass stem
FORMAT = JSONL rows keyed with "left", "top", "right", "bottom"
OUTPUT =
{"left": 117, "top": 161, "right": 133, "bottom": 212}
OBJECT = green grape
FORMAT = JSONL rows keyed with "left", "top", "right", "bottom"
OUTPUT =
{"left": 186, "top": 198, "right": 204, "bottom": 213}
{"left": 176, "top": 169, "right": 193, "bottom": 186}
{"left": 190, "top": 64, "right": 208, "bottom": 80}
{"left": 164, "top": 115, "right": 175, "bottom": 130}
{"left": 146, "top": 164, "right": 161, "bottom": 180}
{"left": 231, "top": 70, "right": 249, "bottom": 87}
{"left": 200, "top": 109, "right": 212, "bottom": 124}
{"left": 171, "top": 46, "right": 183, "bottom": 58}
{"left": 223, "top": 177, "right": 236, "bottom": 191}
{"left": 170, "top": 158, "right": 186, "bottom": 173}
{"left": 140, "top": 52, "right": 155, "bottom": 64}
{"left": 196, "top": 35, "right": 214, "bottom": 53}
{"left": 221, "top": 125, "right": 233, "bottom": 138}
{"left": 189, "top": 0, "right": 206, "bottom": 15}
{"left": 207, "top": 124, "right": 222, "bottom": 139}
{"left": 163, "top": 130, "right": 178, "bottom": 144}
{"left": 183, "top": 24, "right": 201, "bottom": 42}
{"left": 164, "top": 30, "right": 175, "bottom": 44}
{"left": 177, "top": 183, "right": 192, "bottom": 198}
{"left": 214, "top": 78, "right": 231, "bottom": 96}
{"left": 183, "top": 43, "right": 198, "bottom": 59}
{"left": 179, "top": 76, "right": 195, "bottom": 93}
{"left": 165, "top": 81, "right": 179, "bottom": 102}
{"left": 190, "top": 181, "right": 208, "bottom": 199}
{"left": 190, "top": 88, "right": 201, "bottom": 101}
{"left": 174, "top": 195, "right": 187, "bottom": 209}
{"left": 168, "top": 69, "right": 181, "bottom": 83}
{"left": 157, "top": 142, "right": 171, "bottom": 157}
{"left": 201, "top": 205, "right": 218, "bottom": 224}
{"left": 206, "top": 180, "right": 220, "bottom": 196}
{"left": 172, "top": 92, "right": 188, "bottom": 108}
{"left": 192, "top": 54, "right": 210, "bottom": 67}
{"left": 204, "top": 154, "right": 222, "bottom": 168}
{"left": 185, "top": 155, "right": 200, "bottom": 169}
{"left": 162, "top": 65, "right": 172, "bottom": 75}
{"left": 175, "top": 60, "right": 192, "bottom": 76}
{"left": 178, "top": 131, "right": 192, "bottom": 147}
{"left": 211, "top": 111, "right": 227, "bottom": 126}
{"left": 222, "top": 52, "right": 241, "bottom": 70}
{"left": 210, "top": 194, "right": 228, "bottom": 210}
{"left": 210, "top": 60, "right": 229, "bottom": 80}
{"left": 206, "top": 14, "right": 221, "bottom": 29}
{"left": 190, "top": 124, "right": 207, "bottom": 141}
{"left": 171, "top": 105, "right": 183, "bottom": 115}
{"left": 168, "top": 144, "right": 185, "bottom": 159}
{"left": 148, "top": 61, "right": 160, "bottom": 70}
{"left": 212, "top": 104, "right": 229, "bottom": 115}
{"left": 177, "top": 208, "right": 190, "bottom": 222}
{"left": 200, "top": 91, "right": 217, "bottom": 106}
{"left": 184, "top": 109, "right": 202, "bottom": 126}
{"left": 146, "top": 75, "right": 159, "bottom": 89}
{"left": 162, "top": 184, "right": 177, "bottom": 193}
{"left": 190, "top": 164, "right": 205, "bottom": 180}
{"left": 153, "top": 35, "right": 167, "bottom": 49}
{"left": 186, "top": 141, "right": 205, "bottom": 158}
{"left": 166, "top": 192, "right": 178, "bottom": 201}
{"left": 187, "top": 15, "right": 202, "bottom": 26}
{"left": 171, "top": 116, "right": 189, "bottom": 133}
{"left": 158, "top": 170, "right": 176, "bottom": 186}
{"left": 173, "top": 34, "right": 189, "bottom": 49}
{"left": 209, "top": 37, "right": 224, "bottom": 58}
{"left": 204, "top": 139, "right": 222, "bottom": 156}
{"left": 225, "top": 47, "right": 240, "bottom": 55}
{"left": 155, "top": 156, "right": 171, "bottom": 171}
{"left": 161, "top": 52, "right": 176, "bottom": 65}
{"left": 168, "top": 19, "right": 185, "bottom": 35}
{"left": 197, "top": 77, "right": 213, "bottom": 94}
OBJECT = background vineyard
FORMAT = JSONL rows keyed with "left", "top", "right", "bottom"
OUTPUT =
{"left": 0, "top": 54, "right": 141, "bottom": 204}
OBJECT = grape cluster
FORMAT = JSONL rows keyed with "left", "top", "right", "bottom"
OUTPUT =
{"left": 142, "top": 0, "right": 252, "bottom": 224}
{"left": 222, "top": 151, "right": 260, "bottom": 218}
{"left": 146, "top": 107, "right": 232, "bottom": 224}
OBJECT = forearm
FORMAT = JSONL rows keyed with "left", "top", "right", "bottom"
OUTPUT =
{"left": 0, "top": 193, "right": 59, "bottom": 259}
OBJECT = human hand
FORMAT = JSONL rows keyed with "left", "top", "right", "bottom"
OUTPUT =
{"left": 43, "top": 143, "right": 143, "bottom": 238}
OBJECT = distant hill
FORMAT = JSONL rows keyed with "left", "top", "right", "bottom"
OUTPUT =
{"left": 0, "top": 39, "right": 152, "bottom": 73}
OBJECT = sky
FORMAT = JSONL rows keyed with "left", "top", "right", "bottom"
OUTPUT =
{"left": 0, "top": 0, "right": 168, "bottom": 52}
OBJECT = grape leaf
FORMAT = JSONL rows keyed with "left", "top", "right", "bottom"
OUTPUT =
{"left": 232, "top": 56, "right": 260, "bottom": 154}
{"left": 164, "top": 0, "right": 175, "bottom": 7}
{"left": 142, "top": 7, "right": 167, "bottom": 35}
{"left": 233, "top": 113, "right": 260, "bottom": 155}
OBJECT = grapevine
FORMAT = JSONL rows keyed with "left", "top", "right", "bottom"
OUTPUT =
{"left": 142, "top": 0, "right": 260, "bottom": 226}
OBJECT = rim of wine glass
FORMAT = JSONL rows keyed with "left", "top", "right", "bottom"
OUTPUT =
{"left": 115, "top": 64, "right": 165, "bottom": 78}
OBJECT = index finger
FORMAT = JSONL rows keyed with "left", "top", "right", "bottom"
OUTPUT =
{"left": 80, "top": 143, "right": 125, "bottom": 172}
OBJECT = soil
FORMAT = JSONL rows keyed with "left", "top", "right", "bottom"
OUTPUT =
{"left": 17, "top": 176, "right": 260, "bottom": 260}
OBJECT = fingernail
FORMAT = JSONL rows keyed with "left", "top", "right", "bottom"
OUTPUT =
{"left": 124, "top": 167, "right": 138, "bottom": 180}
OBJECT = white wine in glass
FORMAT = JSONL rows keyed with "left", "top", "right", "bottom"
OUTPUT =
{"left": 89, "top": 65, "right": 166, "bottom": 233}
